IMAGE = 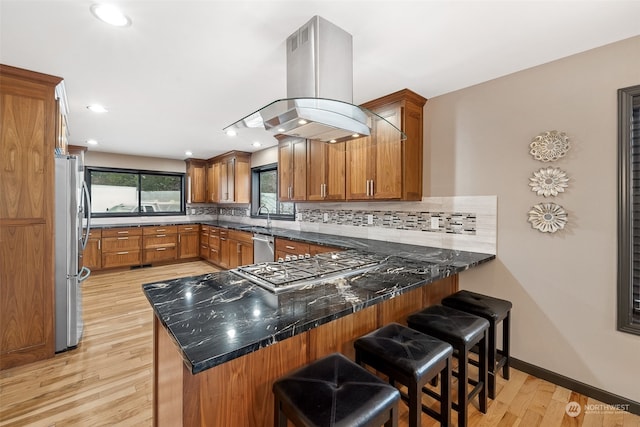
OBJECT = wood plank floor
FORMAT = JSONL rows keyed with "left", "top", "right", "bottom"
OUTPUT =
{"left": 1, "top": 262, "right": 638, "bottom": 426}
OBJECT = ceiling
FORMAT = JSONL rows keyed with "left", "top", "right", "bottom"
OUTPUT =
{"left": 2, "top": 1, "right": 639, "bottom": 161}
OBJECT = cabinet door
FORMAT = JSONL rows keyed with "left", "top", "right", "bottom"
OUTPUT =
{"left": 238, "top": 241, "right": 253, "bottom": 267}
{"left": 178, "top": 232, "right": 199, "bottom": 259}
{"left": 278, "top": 138, "right": 306, "bottom": 201}
{"left": 234, "top": 159, "right": 250, "bottom": 204}
{"left": 83, "top": 237, "right": 102, "bottom": 270}
{"left": 346, "top": 136, "right": 374, "bottom": 200}
{"left": 206, "top": 162, "right": 219, "bottom": 203}
{"left": 219, "top": 233, "right": 230, "bottom": 268}
{"left": 187, "top": 161, "right": 206, "bottom": 203}
{"left": 372, "top": 106, "right": 402, "bottom": 200}
{"left": 219, "top": 160, "right": 229, "bottom": 202}
{"left": 306, "top": 140, "right": 326, "bottom": 201}
{"left": 325, "top": 141, "right": 346, "bottom": 200}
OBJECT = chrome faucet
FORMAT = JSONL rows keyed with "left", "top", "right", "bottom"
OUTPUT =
{"left": 257, "top": 204, "right": 271, "bottom": 229}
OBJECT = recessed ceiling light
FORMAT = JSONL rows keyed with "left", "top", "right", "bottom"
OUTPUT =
{"left": 277, "top": 128, "right": 285, "bottom": 132}
{"left": 86, "top": 139, "right": 98, "bottom": 145}
{"left": 298, "top": 119, "right": 308, "bottom": 125}
{"left": 329, "top": 139, "right": 337, "bottom": 143}
{"left": 352, "top": 133, "right": 360, "bottom": 138}
{"left": 185, "top": 151, "right": 193, "bottom": 157}
{"left": 226, "top": 129, "right": 237, "bottom": 137}
{"left": 252, "top": 142, "right": 262, "bottom": 148}
{"left": 90, "top": 4, "right": 131, "bottom": 27}
{"left": 87, "top": 104, "right": 108, "bottom": 113}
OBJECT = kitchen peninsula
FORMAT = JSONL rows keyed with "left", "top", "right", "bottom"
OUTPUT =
{"left": 142, "top": 228, "right": 494, "bottom": 427}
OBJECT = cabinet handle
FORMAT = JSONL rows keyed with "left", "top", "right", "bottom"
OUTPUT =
{"left": 117, "top": 231, "right": 129, "bottom": 234}
{"left": 117, "top": 251, "right": 129, "bottom": 255}
{"left": 365, "top": 180, "right": 370, "bottom": 196}
{"left": 156, "top": 234, "right": 166, "bottom": 237}
{"left": 117, "top": 237, "right": 129, "bottom": 240}
{"left": 156, "top": 229, "right": 166, "bottom": 232}
{"left": 183, "top": 227, "right": 193, "bottom": 231}
{"left": 178, "top": 235, "right": 181, "bottom": 243}
{"left": 156, "top": 248, "right": 167, "bottom": 251}
{"left": 98, "top": 239, "right": 101, "bottom": 250}
{"left": 285, "top": 245, "right": 295, "bottom": 250}
{"left": 370, "top": 180, "right": 374, "bottom": 197}
{"left": 221, "top": 238, "right": 226, "bottom": 241}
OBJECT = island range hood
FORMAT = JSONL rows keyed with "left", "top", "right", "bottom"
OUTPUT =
{"left": 223, "top": 16, "right": 404, "bottom": 143}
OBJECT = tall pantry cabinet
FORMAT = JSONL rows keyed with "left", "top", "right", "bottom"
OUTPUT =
{"left": 0, "top": 64, "right": 63, "bottom": 369}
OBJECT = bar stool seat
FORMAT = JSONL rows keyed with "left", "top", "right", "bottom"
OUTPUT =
{"left": 442, "top": 290, "right": 512, "bottom": 399}
{"left": 273, "top": 352, "right": 401, "bottom": 427}
{"left": 408, "top": 305, "right": 489, "bottom": 427}
{"left": 355, "top": 322, "right": 453, "bottom": 427}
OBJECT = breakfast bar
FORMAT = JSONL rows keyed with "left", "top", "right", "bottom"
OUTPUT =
{"left": 143, "top": 244, "right": 494, "bottom": 427}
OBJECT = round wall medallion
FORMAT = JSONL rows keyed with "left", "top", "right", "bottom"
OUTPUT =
{"left": 529, "top": 130, "right": 570, "bottom": 162}
{"left": 529, "top": 167, "right": 569, "bottom": 197}
{"left": 527, "top": 203, "right": 568, "bottom": 233}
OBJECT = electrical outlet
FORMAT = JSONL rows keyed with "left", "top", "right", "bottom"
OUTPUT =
{"left": 367, "top": 214, "right": 374, "bottom": 225}
{"left": 430, "top": 217, "right": 439, "bottom": 230}
{"left": 323, "top": 212, "right": 329, "bottom": 222}
{"left": 296, "top": 213, "right": 302, "bottom": 221}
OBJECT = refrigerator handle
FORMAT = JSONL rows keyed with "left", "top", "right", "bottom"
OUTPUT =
{"left": 81, "top": 180, "right": 92, "bottom": 251}
{"left": 78, "top": 266, "right": 91, "bottom": 283}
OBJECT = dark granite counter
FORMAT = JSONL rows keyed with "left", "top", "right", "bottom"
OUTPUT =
{"left": 143, "top": 247, "right": 494, "bottom": 374}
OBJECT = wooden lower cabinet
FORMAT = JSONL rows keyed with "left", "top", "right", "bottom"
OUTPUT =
{"left": 308, "top": 243, "right": 341, "bottom": 256}
{"left": 275, "top": 238, "right": 309, "bottom": 260}
{"left": 178, "top": 225, "right": 199, "bottom": 260}
{"left": 82, "top": 229, "right": 102, "bottom": 271}
{"left": 152, "top": 275, "right": 458, "bottom": 426}
{"left": 218, "top": 230, "right": 230, "bottom": 268}
{"left": 101, "top": 228, "right": 143, "bottom": 269}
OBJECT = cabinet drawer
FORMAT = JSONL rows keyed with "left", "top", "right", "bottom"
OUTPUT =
{"left": 143, "top": 235, "right": 177, "bottom": 249}
{"left": 275, "top": 238, "right": 310, "bottom": 255}
{"left": 102, "top": 235, "right": 142, "bottom": 251}
{"left": 102, "top": 227, "right": 142, "bottom": 238}
{"left": 209, "top": 234, "right": 220, "bottom": 249}
{"left": 199, "top": 243, "right": 209, "bottom": 258}
{"left": 102, "top": 250, "right": 141, "bottom": 269}
{"left": 209, "top": 246, "right": 220, "bottom": 263}
{"left": 201, "top": 225, "right": 210, "bottom": 233}
{"left": 143, "top": 247, "right": 177, "bottom": 263}
{"left": 308, "top": 243, "right": 342, "bottom": 256}
{"left": 209, "top": 227, "right": 219, "bottom": 236}
{"left": 143, "top": 225, "right": 178, "bottom": 235}
{"left": 178, "top": 224, "right": 199, "bottom": 233}
{"left": 228, "top": 230, "right": 253, "bottom": 244}
{"left": 83, "top": 229, "right": 101, "bottom": 238}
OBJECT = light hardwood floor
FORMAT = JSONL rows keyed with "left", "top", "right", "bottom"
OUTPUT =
{"left": 1, "top": 262, "right": 638, "bottom": 426}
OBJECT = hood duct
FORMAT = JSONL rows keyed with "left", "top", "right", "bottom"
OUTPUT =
{"left": 223, "top": 16, "right": 404, "bottom": 144}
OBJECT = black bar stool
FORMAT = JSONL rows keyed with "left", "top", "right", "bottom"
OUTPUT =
{"left": 354, "top": 323, "right": 453, "bottom": 427}
{"left": 273, "top": 352, "right": 401, "bottom": 427}
{"left": 408, "top": 305, "right": 489, "bottom": 427}
{"left": 441, "top": 290, "right": 512, "bottom": 399}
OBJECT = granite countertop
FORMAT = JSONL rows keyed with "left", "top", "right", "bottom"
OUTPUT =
{"left": 143, "top": 246, "right": 494, "bottom": 374}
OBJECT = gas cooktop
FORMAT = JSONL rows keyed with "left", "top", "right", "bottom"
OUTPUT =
{"left": 231, "top": 250, "right": 387, "bottom": 293}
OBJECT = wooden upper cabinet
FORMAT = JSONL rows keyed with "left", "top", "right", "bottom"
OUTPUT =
{"left": 0, "top": 64, "right": 63, "bottom": 370}
{"left": 307, "top": 140, "right": 345, "bottom": 201}
{"left": 206, "top": 161, "right": 219, "bottom": 203}
{"left": 186, "top": 159, "right": 207, "bottom": 203}
{"left": 278, "top": 137, "right": 307, "bottom": 201}
{"left": 346, "top": 89, "right": 427, "bottom": 201}
{"left": 216, "top": 151, "right": 250, "bottom": 204}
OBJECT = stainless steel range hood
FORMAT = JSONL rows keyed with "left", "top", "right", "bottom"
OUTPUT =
{"left": 223, "top": 16, "right": 404, "bottom": 144}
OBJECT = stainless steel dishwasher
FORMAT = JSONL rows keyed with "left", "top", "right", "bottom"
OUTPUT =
{"left": 252, "top": 233, "right": 274, "bottom": 263}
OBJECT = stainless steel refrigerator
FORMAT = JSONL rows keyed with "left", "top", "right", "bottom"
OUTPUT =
{"left": 55, "top": 154, "right": 92, "bottom": 352}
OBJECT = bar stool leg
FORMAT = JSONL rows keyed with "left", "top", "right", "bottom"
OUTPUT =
{"left": 386, "top": 403, "right": 399, "bottom": 427}
{"left": 457, "top": 344, "right": 469, "bottom": 427}
{"left": 442, "top": 358, "right": 452, "bottom": 427}
{"left": 503, "top": 312, "right": 511, "bottom": 380}
{"left": 479, "top": 330, "right": 488, "bottom": 414}
{"left": 409, "top": 381, "right": 422, "bottom": 427}
{"left": 487, "top": 322, "right": 497, "bottom": 399}
{"left": 274, "top": 396, "right": 286, "bottom": 427}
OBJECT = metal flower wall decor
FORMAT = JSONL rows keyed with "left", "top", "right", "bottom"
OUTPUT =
{"left": 527, "top": 203, "right": 568, "bottom": 233}
{"left": 529, "top": 130, "right": 570, "bottom": 162}
{"left": 529, "top": 167, "right": 569, "bottom": 197}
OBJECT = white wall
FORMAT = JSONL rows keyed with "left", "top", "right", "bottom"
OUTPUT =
{"left": 85, "top": 151, "right": 186, "bottom": 173}
{"left": 426, "top": 35, "right": 640, "bottom": 401}
{"left": 251, "top": 146, "right": 278, "bottom": 168}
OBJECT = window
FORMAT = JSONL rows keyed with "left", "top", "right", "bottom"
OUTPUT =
{"left": 251, "top": 163, "right": 294, "bottom": 220}
{"left": 87, "top": 167, "right": 185, "bottom": 217}
{"left": 618, "top": 84, "right": 640, "bottom": 335}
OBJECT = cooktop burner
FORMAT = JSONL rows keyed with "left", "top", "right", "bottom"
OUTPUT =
{"left": 232, "top": 250, "right": 387, "bottom": 293}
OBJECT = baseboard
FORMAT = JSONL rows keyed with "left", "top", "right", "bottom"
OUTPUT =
{"left": 511, "top": 357, "right": 640, "bottom": 416}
